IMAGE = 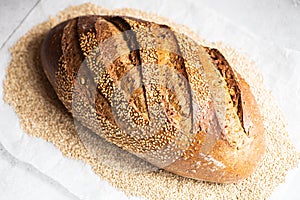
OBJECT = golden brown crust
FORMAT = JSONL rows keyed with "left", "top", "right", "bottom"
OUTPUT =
{"left": 40, "top": 15, "right": 265, "bottom": 183}
{"left": 164, "top": 47, "right": 265, "bottom": 183}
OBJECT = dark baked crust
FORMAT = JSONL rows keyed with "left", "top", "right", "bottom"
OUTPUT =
{"left": 40, "top": 15, "right": 265, "bottom": 183}
{"left": 205, "top": 48, "right": 244, "bottom": 129}
{"left": 41, "top": 20, "right": 67, "bottom": 89}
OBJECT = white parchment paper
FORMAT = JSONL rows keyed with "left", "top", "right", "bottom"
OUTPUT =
{"left": 0, "top": 0, "right": 299, "bottom": 199}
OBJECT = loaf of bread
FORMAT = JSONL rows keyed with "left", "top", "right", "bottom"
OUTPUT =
{"left": 40, "top": 15, "right": 265, "bottom": 183}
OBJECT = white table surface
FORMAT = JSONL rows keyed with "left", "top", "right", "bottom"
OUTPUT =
{"left": 0, "top": 0, "right": 299, "bottom": 199}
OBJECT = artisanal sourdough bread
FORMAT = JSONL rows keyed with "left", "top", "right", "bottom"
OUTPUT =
{"left": 40, "top": 15, "right": 265, "bottom": 183}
